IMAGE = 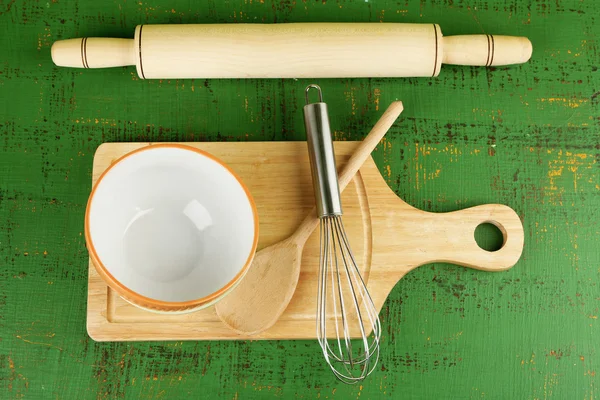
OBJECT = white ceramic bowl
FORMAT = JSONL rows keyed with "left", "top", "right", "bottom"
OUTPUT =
{"left": 85, "top": 144, "right": 259, "bottom": 312}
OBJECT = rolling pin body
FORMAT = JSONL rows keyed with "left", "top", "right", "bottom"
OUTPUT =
{"left": 51, "top": 23, "right": 532, "bottom": 79}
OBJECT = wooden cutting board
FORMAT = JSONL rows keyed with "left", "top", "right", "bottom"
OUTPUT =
{"left": 87, "top": 142, "right": 524, "bottom": 341}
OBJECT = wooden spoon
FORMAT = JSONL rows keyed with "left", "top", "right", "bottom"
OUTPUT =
{"left": 215, "top": 101, "right": 405, "bottom": 335}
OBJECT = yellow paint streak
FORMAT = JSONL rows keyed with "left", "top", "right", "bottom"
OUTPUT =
{"left": 373, "top": 88, "right": 381, "bottom": 111}
{"left": 544, "top": 149, "right": 594, "bottom": 204}
{"left": 548, "top": 166, "right": 564, "bottom": 178}
{"left": 15, "top": 335, "right": 63, "bottom": 351}
{"left": 538, "top": 97, "right": 587, "bottom": 108}
{"left": 569, "top": 166, "right": 579, "bottom": 191}
{"left": 343, "top": 86, "right": 358, "bottom": 116}
{"left": 73, "top": 117, "right": 118, "bottom": 126}
{"left": 543, "top": 372, "right": 560, "bottom": 399}
{"left": 415, "top": 143, "right": 420, "bottom": 191}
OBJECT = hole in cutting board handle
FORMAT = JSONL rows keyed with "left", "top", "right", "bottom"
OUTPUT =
{"left": 474, "top": 223, "right": 504, "bottom": 252}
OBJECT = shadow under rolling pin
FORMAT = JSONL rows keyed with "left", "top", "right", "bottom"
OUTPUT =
{"left": 51, "top": 23, "right": 532, "bottom": 79}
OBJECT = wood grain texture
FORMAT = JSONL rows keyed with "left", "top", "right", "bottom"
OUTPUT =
{"left": 87, "top": 141, "right": 522, "bottom": 341}
{"left": 51, "top": 23, "right": 531, "bottom": 76}
{"left": 0, "top": 0, "right": 598, "bottom": 398}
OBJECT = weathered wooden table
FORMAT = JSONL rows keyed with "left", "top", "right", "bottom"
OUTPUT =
{"left": 1, "top": 0, "right": 597, "bottom": 398}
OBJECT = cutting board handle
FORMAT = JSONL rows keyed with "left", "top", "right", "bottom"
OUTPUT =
{"left": 414, "top": 204, "right": 524, "bottom": 271}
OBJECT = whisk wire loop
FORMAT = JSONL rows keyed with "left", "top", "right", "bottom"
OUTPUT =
{"left": 316, "top": 215, "right": 382, "bottom": 384}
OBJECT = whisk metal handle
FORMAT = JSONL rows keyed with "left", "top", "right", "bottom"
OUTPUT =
{"left": 303, "top": 85, "right": 343, "bottom": 218}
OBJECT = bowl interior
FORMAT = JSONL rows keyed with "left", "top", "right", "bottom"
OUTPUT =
{"left": 87, "top": 145, "right": 257, "bottom": 303}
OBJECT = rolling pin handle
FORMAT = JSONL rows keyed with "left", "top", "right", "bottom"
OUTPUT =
{"left": 51, "top": 38, "right": 137, "bottom": 69}
{"left": 442, "top": 35, "right": 532, "bottom": 67}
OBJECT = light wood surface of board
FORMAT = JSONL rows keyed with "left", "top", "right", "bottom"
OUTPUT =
{"left": 87, "top": 141, "right": 524, "bottom": 341}
{"left": 51, "top": 23, "right": 532, "bottom": 78}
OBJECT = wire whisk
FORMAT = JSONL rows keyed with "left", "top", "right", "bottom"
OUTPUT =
{"left": 317, "top": 216, "right": 381, "bottom": 383}
{"left": 303, "top": 84, "right": 382, "bottom": 384}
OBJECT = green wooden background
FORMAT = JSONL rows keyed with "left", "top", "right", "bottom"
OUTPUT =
{"left": 1, "top": 0, "right": 598, "bottom": 398}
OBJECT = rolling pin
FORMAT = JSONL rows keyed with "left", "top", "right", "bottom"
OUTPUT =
{"left": 51, "top": 23, "right": 532, "bottom": 79}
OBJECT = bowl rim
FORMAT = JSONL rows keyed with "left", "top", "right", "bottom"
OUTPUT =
{"left": 85, "top": 143, "right": 259, "bottom": 311}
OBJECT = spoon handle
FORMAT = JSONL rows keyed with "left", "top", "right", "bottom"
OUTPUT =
{"left": 337, "top": 101, "right": 404, "bottom": 190}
